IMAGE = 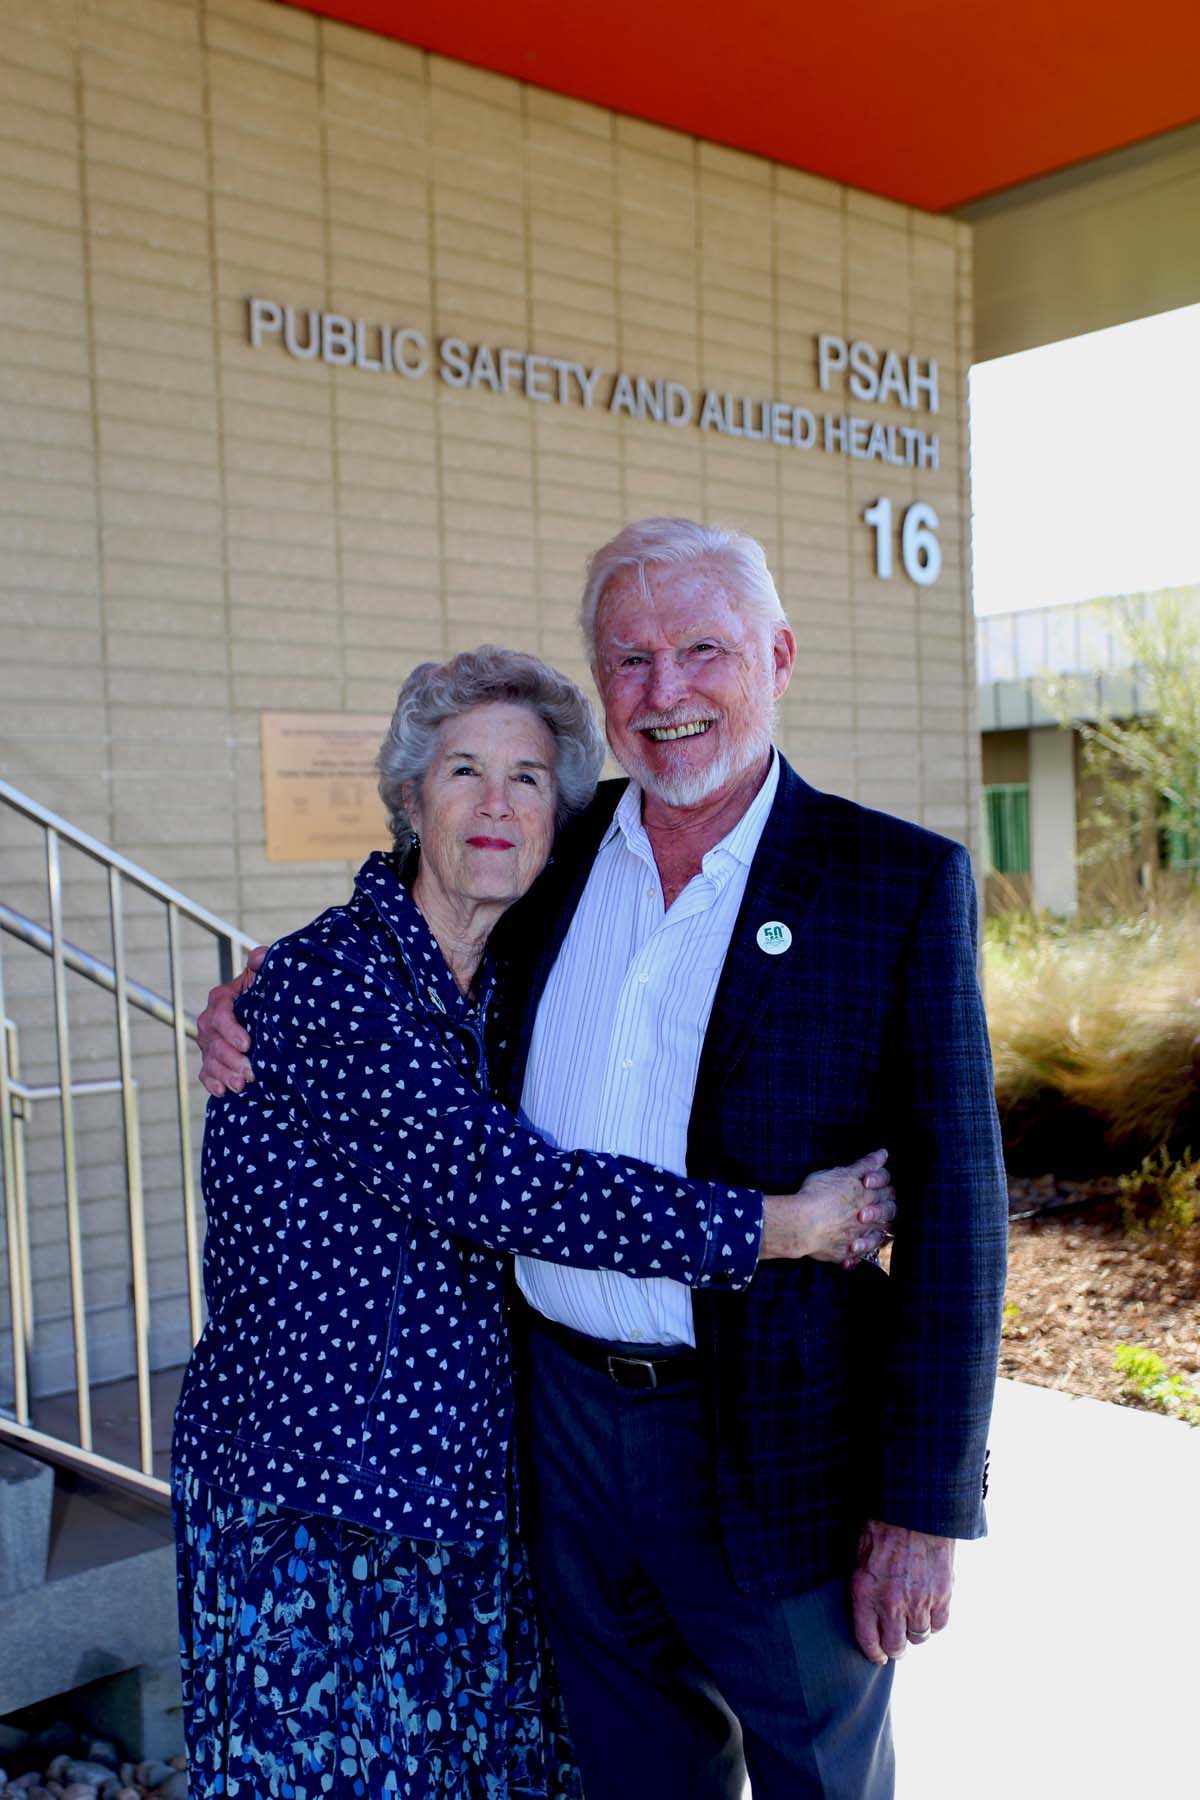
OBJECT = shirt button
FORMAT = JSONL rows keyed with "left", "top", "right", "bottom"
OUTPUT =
{"left": 629, "top": 1328, "right": 644, "bottom": 1340}
{"left": 637, "top": 971, "right": 649, "bottom": 983}
{"left": 621, "top": 1058, "right": 633, "bottom": 1069}
{"left": 645, "top": 885, "right": 655, "bottom": 899}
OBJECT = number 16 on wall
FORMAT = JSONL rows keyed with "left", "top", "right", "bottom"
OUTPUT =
{"left": 864, "top": 498, "right": 941, "bottom": 586}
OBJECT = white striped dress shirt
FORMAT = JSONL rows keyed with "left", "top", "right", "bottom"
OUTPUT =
{"left": 515, "top": 753, "right": 779, "bottom": 1346}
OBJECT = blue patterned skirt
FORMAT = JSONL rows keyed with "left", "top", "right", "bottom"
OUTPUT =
{"left": 172, "top": 1470, "right": 582, "bottom": 1800}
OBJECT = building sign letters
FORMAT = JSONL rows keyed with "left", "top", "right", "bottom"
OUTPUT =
{"left": 247, "top": 299, "right": 943, "bottom": 582}
{"left": 247, "top": 300, "right": 940, "bottom": 471}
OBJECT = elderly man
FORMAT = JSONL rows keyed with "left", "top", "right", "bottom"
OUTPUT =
{"left": 200, "top": 518, "right": 1007, "bottom": 1800}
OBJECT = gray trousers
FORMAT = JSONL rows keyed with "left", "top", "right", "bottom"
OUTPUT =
{"left": 522, "top": 1316, "right": 896, "bottom": 1800}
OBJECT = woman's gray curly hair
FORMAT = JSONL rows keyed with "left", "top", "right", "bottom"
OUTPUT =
{"left": 377, "top": 645, "right": 606, "bottom": 845}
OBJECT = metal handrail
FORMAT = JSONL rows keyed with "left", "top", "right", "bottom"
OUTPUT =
{"left": 0, "top": 777, "right": 260, "bottom": 1500}
{"left": 0, "top": 902, "right": 201, "bottom": 1033}
{"left": 0, "top": 778, "right": 258, "bottom": 973}
{"left": 0, "top": 1415, "right": 170, "bottom": 1510}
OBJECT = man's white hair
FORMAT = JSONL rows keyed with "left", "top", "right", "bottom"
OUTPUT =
{"left": 579, "top": 517, "right": 788, "bottom": 663}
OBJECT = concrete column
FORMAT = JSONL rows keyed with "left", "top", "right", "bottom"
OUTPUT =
{"left": 1030, "top": 727, "right": 1078, "bottom": 915}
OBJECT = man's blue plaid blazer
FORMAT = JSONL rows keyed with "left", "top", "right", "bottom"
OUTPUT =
{"left": 491, "top": 755, "right": 1008, "bottom": 1598}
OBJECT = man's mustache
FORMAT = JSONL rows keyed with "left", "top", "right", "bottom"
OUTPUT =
{"left": 628, "top": 707, "right": 719, "bottom": 732}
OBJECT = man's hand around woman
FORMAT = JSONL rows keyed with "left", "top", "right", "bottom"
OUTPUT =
{"left": 197, "top": 949, "right": 267, "bottom": 1097}
{"left": 761, "top": 1150, "right": 895, "bottom": 1266}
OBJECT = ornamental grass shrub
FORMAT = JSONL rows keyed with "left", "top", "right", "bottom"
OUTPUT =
{"left": 984, "top": 906, "right": 1200, "bottom": 1174}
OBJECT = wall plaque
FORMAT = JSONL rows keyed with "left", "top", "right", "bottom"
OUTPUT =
{"left": 261, "top": 712, "right": 391, "bottom": 864}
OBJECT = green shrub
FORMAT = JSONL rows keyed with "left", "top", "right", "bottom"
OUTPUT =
{"left": 1112, "top": 1344, "right": 1200, "bottom": 1425}
{"left": 1115, "top": 1147, "right": 1199, "bottom": 1237}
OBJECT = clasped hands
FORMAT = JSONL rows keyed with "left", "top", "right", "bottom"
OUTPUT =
{"left": 761, "top": 1149, "right": 896, "bottom": 1268}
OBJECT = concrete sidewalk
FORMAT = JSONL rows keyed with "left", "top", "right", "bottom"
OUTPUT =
{"left": 891, "top": 1378, "right": 1199, "bottom": 1800}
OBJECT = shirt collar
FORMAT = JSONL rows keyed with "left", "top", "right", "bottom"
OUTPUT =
{"left": 602, "top": 749, "right": 780, "bottom": 873}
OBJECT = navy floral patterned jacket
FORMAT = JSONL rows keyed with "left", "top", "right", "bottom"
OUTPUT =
{"left": 172, "top": 852, "right": 763, "bottom": 1543}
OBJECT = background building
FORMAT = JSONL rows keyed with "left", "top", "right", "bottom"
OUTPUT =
{"left": 978, "top": 587, "right": 1200, "bottom": 914}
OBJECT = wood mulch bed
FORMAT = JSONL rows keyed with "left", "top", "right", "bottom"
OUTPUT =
{"left": 1000, "top": 1175, "right": 1200, "bottom": 1414}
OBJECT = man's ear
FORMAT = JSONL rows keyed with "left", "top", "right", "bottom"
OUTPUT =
{"left": 771, "top": 624, "right": 797, "bottom": 699}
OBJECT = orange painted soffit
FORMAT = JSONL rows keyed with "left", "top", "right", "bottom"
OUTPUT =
{"left": 278, "top": 0, "right": 1200, "bottom": 211}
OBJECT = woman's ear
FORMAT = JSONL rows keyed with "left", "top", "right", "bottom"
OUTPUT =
{"left": 401, "top": 780, "right": 422, "bottom": 838}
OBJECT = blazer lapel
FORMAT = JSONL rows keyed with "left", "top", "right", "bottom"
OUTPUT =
{"left": 689, "top": 759, "right": 830, "bottom": 1146}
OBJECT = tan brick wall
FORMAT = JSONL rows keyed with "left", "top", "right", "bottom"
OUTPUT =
{"left": 0, "top": 0, "right": 977, "bottom": 1402}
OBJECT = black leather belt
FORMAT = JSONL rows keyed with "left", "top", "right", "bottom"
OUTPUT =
{"left": 528, "top": 1309, "right": 699, "bottom": 1391}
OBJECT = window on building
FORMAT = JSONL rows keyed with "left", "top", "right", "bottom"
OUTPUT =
{"left": 982, "top": 783, "right": 1031, "bottom": 874}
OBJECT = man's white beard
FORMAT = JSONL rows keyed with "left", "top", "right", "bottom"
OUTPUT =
{"left": 615, "top": 719, "right": 773, "bottom": 809}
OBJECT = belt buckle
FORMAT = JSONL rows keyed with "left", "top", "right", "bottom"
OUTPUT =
{"left": 606, "top": 1353, "right": 658, "bottom": 1390}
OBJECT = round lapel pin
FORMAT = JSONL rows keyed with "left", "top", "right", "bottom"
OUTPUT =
{"left": 756, "top": 920, "right": 792, "bottom": 956}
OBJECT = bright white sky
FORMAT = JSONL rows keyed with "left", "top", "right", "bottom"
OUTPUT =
{"left": 968, "top": 302, "right": 1200, "bottom": 616}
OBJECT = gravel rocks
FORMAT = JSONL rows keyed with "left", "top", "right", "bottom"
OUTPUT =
{"left": 0, "top": 1729, "right": 187, "bottom": 1800}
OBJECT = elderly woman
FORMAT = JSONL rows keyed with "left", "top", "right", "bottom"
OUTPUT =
{"left": 175, "top": 646, "right": 894, "bottom": 1800}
